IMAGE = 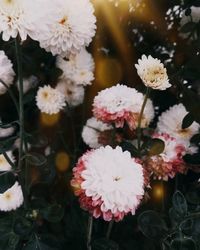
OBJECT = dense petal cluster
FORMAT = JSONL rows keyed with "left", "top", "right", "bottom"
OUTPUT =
{"left": 135, "top": 55, "right": 171, "bottom": 90}
{"left": 37, "top": 0, "right": 96, "bottom": 57}
{"left": 93, "top": 84, "right": 154, "bottom": 129}
{"left": 82, "top": 117, "right": 113, "bottom": 148}
{"left": 157, "top": 104, "right": 200, "bottom": 142}
{"left": 145, "top": 133, "right": 187, "bottom": 181}
{"left": 36, "top": 85, "right": 66, "bottom": 114}
{"left": 0, "top": 51, "right": 15, "bottom": 94}
{"left": 56, "top": 79, "right": 84, "bottom": 107}
{"left": 0, "top": 151, "right": 15, "bottom": 171}
{"left": 0, "top": 182, "right": 23, "bottom": 211}
{"left": 57, "top": 48, "right": 95, "bottom": 86}
{"left": 71, "top": 146, "right": 144, "bottom": 221}
{"left": 0, "top": 0, "right": 47, "bottom": 41}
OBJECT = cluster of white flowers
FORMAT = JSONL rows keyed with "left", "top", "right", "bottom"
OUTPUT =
{"left": 36, "top": 85, "right": 66, "bottom": 114}
{"left": 135, "top": 55, "right": 171, "bottom": 90}
{"left": 82, "top": 117, "right": 113, "bottom": 148}
{"left": 0, "top": 0, "right": 96, "bottom": 57}
{"left": 0, "top": 50, "right": 15, "bottom": 94}
{"left": 55, "top": 48, "right": 95, "bottom": 107}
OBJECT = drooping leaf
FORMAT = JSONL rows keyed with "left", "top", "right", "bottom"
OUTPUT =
{"left": 138, "top": 210, "right": 167, "bottom": 239}
{"left": 170, "top": 238, "right": 196, "bottom": 250}
{"left": 172, "top": 191, "right": 188, "bottom": 217}
{"left": 182, "top": 113, "right": 194, "bottom": 129}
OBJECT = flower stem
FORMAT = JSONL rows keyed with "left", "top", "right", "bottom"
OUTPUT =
{"left": 87, "top": 215, "right": 93, "bottom": 250}
{"left": 106, "top": 220, "right": 114, "bottom": 239}
{"left": 15, "top": 39, "right": 24, "bottom": 170}
{"left": 3, "top": 152, "right": 15, "bottom": 169}
{"left": 137, "top": 87, "right": 150, "bottom": 152}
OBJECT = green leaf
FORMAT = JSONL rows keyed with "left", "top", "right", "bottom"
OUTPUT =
{"left": 190, "top": 134, "right": 200, "bottom": 144}
{"left": 170, "top": 238, "right": 196, "bottom": 250}
{"left": 0, "top": 172, "right": 16, "bottom": 193}
{"left": 180, "top": 22, "right": 196, "bottom": 33}
{"left": 41, "top": 204, "right": 64, "bottom": 223}
{"left": 138, "top": 210, "right": 167, "bottom": 239}
{"left": 148, "top": 138, "right": 165, "bottom": 156}
{"left": 182, "top": 113, "right": 194, "bottom": 129}
{"left": 169, "top": 208, "right": 182, "bottom": 227}
{"left": 92, "top": 238, "right": 119, "bottom": 250}
{"left": 13, "top": 217, "right": 33, "bottom": 237}
{"left": 24, "top": 153, "right": 47, "bottom": 166}
{"left": 172, "top": 191, "right": 188, "bottom": 217}
{"left": 180, "top": 219, "right": 193, "bottom": 235}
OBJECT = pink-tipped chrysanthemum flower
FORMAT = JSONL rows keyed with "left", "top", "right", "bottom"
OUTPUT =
{"left": 145, "top": 133, "right": 187, "bottom": 181}
{"left": 93, "top": 84, "right": 154, "bottom": 130}
{"left": 71, "top": 146, "right": 144, "bottom": 221}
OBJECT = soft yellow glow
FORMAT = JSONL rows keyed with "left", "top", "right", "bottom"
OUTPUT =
{"left": 40, "top": 112, "right": 60, "bottom": 127}
{"left": 153, "top": 185, "right": 164, "bottom": 199}
{"left": 56, "top": 152, "right": 70, "bottom": 172}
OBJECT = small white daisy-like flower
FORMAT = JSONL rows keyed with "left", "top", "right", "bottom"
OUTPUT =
{"left": 0, "top": 182, "right": 23, "bottom": 212}
{"left": 56, "top": 48, "right": 95, "bottom": 86}
{"left": 82, "top": 117, "right": 113, "bottom": 148}
{"left": 0, "top": 51, "right": 15, "bottom": 94}
{"left": 56, "top": 79, "right": 85, "bottom": 107}
{"left": 93, "top": 84, "right": 154, "bottom": 130}
{"left": 38, "top": 0, "right": 96, "bottom": 57}
{"left": 36, "top": 85, "right": 66, "bottom": 114}
{"left": 0, "top": 0, "right": 47, "bottom": 41}
{"left": 157, "top": 104, "right": 200, "bottom": 142}
{"left": 0, "top": 151, "right": 15, "bottom": 171}
{"left": 71, "top": 146, "right": 144, "bottom": 221}
{"left": 135, "top": 55, "right": 171, "bottom": 90}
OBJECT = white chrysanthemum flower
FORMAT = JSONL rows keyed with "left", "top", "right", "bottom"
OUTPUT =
{"left": 17, "top": 75, "right": 38, "bottom": 94}
{"left": 0, "top": 182, "right": 23, "bottom": 211}
{"left": 56, "top": 79, "right": 84, "bottom": 107}
{"left": 36, "top": 85, "right": 66, "bottom": 114}
{"left": 72, "top": 146, "right": 144, "bottom": 221}
{"left": 93, "top": 84, "right": 154, "bottom": 129}
{"left": 56, "top": 48, "right": 95, "bottom": 86}
{"left": 38, "top": 0, "right": 96, "bottom": 57}
{"left": 0, "top": 151, "right": 15, "bottom": 171}
{"left": 135, "top": 55, "right": 171, "bottom": 90}
{"left": 157, "top": 104, "right": 200, "bottom": 142}
{"left": 0, "top": 0, "right": 47, "bottom": 41}
{"left": 82, "top": 117, "right": 113, "bottom": 148}
{"left": 0, "top": 50, "right": 15, "bottom": 94}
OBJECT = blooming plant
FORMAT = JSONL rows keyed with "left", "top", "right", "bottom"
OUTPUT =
{"left": 0, "top": 0, "right": 200, "bottom": 250}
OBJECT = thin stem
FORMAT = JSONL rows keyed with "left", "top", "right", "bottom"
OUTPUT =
{"left": 15, "top": 38, "right": 25, "bottom": 169}
{"left": 3, "top": 151, "right": 15, "bottom": 169}
{"left": 0, "top": 79, "right": 19, "bottom": 114}
{"left": 106, "top": 220, "right": 114, "bottom": 239}
{"left": 87, "top": 215, "right": 93, "bottom": 250}
{"left": 137, "top": 88, "right": 150, "bottom": 152}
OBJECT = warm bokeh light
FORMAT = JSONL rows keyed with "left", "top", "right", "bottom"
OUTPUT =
{"left": 96, "top": 57, "right": 123, "bottom": 87}
{"left": 55, "top": 151, "right": 70, "bottom": 172}
{"left": 40, "top": 112, "right": 61, "bottom": 127}
{"left": 153, "top": 184, "right": 164, "bottom": 200}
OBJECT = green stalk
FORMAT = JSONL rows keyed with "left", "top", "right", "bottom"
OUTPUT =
{"left": 87, "top": 215, "right": 93, "bottom": 250}
{"left": 106, "top": 220, "right": 114, "bottom": 239}
{"left": 137, "top": 87, "right": 150, "bottom": 152}
{"left": 15, "top": 39, "right": 24, "bottom": 170}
